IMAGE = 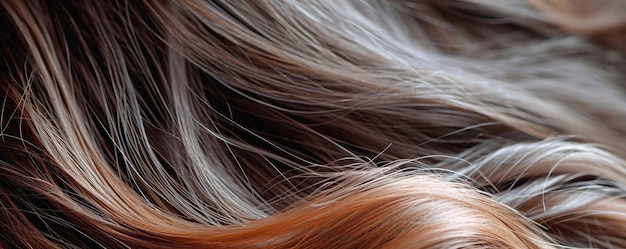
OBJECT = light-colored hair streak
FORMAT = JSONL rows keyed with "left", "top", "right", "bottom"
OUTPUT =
{"left": 1, "top": 0, "right": 625, "bottom": 248}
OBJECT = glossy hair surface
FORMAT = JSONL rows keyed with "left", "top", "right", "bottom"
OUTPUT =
{"left": 1, "top": 0, "right": 626, "bottom": 248}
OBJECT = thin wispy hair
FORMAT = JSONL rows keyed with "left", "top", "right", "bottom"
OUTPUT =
{"left": 1, "top": 0, "right": 625, "bottom": 248}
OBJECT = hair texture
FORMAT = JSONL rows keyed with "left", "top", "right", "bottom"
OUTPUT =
{"left": 1, "top": 0, "right": 626, "bottom": 248}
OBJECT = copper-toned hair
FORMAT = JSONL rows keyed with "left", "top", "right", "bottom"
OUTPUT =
{"left": 1, "top": 0, "right": 626, "bottom": 248}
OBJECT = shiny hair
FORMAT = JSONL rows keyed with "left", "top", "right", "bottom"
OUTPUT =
{"left": 1, "top": 0, "right": 626, "bottom": 248}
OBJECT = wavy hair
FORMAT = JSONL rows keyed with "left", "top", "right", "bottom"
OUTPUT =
{"left": 1, "top": 0, "right": 626, "bottom": 248}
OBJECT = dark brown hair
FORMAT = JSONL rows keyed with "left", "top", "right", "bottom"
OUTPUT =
{"left": 1, "top": 0, "right": 626, "bottom": 248}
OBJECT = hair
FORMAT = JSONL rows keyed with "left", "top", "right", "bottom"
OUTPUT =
{"left": 1, "top": 0, "right": 626, "bottom": 248}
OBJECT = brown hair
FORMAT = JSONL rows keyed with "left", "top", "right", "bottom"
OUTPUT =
{"left": 1, "top": 0, "right": 625, "bottom": 248}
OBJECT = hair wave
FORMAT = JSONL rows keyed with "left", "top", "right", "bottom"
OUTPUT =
{"left": 1, "top": 0, "right": 626, "bottom": 248}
